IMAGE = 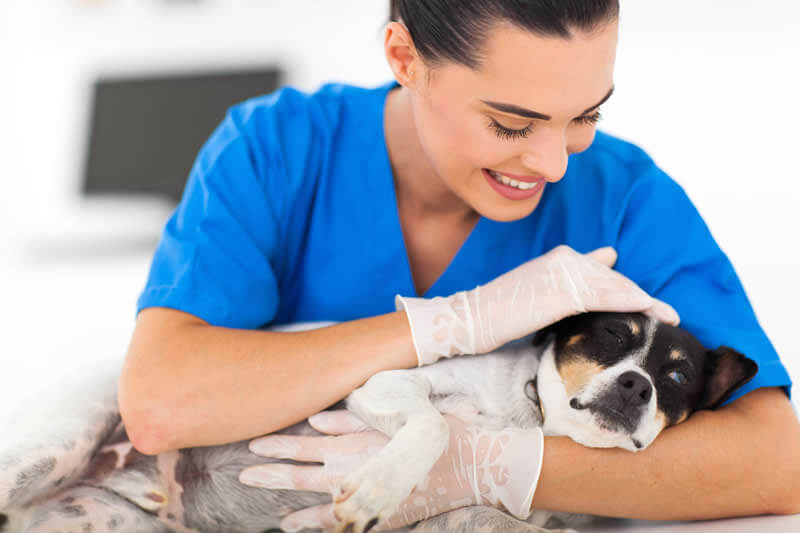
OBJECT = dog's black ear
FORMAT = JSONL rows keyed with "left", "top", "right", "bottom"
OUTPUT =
{"left": 698, "top": 346, "right": 758, "bottom": 410}
{"left": 532, "top": 313, "right": 580, "bottom": 346}
{"left": 532, "top": 325, "right": 555, "bottom": 347}
{"left": 532, "top": 318, "right": 568, "bottom": 347}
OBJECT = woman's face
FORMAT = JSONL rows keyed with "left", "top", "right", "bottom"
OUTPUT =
{"left": 409, "top": 20, "right": 618, "bottom": 222}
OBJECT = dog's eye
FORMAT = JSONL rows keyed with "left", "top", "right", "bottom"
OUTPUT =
{"left": 604, "top": 328, "right": 624, "bottom": 346}
{"left": 668, "top": 370, "right": 689, "bottom": 385}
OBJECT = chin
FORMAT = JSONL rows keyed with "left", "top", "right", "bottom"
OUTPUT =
{"left": 475, "top": 196, "right": 543, "bottom": 222}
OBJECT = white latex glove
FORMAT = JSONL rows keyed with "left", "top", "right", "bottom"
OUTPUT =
{"left": 397, "top": 245, "right": 680, "bottom": 366}
{"left": 239, "top": 411, "right": 544, "bottom": 532}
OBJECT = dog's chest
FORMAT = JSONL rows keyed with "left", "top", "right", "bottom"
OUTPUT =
{"left": 417, "top": 342, "right": 543, "bottom": 429}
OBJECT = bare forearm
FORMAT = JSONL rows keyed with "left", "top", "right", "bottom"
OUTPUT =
{"left": 119, "top": 309, "right": 417, "bottom": 454}
{"left": 532, "top": 388, "right": 800, "bottom": 520}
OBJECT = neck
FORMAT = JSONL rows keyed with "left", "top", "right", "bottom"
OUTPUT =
{"left": 384, "top": 85, "right": 477, "bottom": 222}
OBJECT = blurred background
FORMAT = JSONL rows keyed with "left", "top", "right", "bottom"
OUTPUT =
{"left": 0, "top": 0, "right": 798, "bottom": 419}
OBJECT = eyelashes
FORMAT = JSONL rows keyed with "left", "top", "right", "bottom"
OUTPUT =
{"left": 488, "top": 110, "right": 603, "bottom": 141}
{"left": 574, "top": 110, "right": 604, "bottom": 127}
{"left": 488, "top": 119, "right": 533, "bottom": 140}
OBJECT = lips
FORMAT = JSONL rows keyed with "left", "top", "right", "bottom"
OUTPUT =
{"left": 487, "top": 169, "right": 544, "bottom": 184}
{"left": 482, "top": 168, "right": 545, "bottom": 201}
{"left": 589, "top": 404, "right": 637, "bottom": 434}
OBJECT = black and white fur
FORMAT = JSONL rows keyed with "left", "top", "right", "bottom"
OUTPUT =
{"left": 0, "top": 312, "right": 756, "bottom": 533}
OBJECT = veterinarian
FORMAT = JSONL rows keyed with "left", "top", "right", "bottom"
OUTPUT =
{"left": 119, "top": 0, "right": 799, "bottom": 529}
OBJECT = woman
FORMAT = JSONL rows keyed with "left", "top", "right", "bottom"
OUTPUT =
{"left": 119, "top": 0, "right": 799, "bottom": 529}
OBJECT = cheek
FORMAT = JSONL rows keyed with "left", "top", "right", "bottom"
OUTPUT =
{"left": 415, "top": 92, "right": 514, "bottom": 171}
{"left": 567, "top": 126, "right": 598, "bottom": 154}
{"left": 656, "top": 388, "right": 693, "bottom": 425}
{"left": 559, "top": 358, "right": 605, "bottom": 397}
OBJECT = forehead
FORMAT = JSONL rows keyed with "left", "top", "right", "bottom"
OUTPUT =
{"left": 558, "top": 313, "right": 647, "bottom": 365}
{"left": 648, "top": 324, "right": 706, "bottom": 364}
{"left": 557, "top": 313, "right": 705, "bottom": 367}
{"left": 427, "top": 21, "right": 618, "bottom": 118}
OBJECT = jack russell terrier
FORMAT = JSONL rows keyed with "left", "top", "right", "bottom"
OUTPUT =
{"left": 0, "top": 312, "right": 756, "bottom": 533}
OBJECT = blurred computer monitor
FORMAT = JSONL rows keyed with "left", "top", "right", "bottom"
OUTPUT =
{"left": 82, "top": 66, "right": 282, "bottom": 203}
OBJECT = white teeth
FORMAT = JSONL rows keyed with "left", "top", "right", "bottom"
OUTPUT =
{"left": 489, "top": 170, "right": 538, "bottom": 190}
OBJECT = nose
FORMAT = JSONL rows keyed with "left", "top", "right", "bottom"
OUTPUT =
{"left": 617, "top": 371, "right": 653, "bottom": 407}
{"left": 520, "top": 134, "right": 568, "bottom": 183}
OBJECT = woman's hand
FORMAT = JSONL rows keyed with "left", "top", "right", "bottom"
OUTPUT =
{"left": 397, "top": 245, "right": 680, "bottom": 365}
{"left": 239, "top": 411, "right": 544, "bottom": 532}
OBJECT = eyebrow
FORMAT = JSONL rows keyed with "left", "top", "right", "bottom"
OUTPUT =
{"left": 480, "top": 86, "right": 615, "bottom": 120}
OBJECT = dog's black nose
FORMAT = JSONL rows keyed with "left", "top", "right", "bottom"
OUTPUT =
{"left": 617, "top": 371, "right": 652, "bottom": 406}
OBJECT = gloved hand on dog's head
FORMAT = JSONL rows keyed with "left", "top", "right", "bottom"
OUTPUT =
{"left": 239, "top": 410, "right": 544, "bottom": 531}
{"left": 397, "top": 245, "right": 680, "bottom": 366}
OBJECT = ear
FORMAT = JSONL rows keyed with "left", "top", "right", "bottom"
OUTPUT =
{"left": 532, "top": 321, "right": 562, "bottom": 347}
{"left": 383, "top": 21, "right": 424, "bottom": 89}
{"left": 698, "top": 346, "right": 758, "bottom": 410}
{"left": 532, "top": 325, "right": 555, "bottom": 347}
{"left": 532, "top": 314, "right": 580, "bottom": 347}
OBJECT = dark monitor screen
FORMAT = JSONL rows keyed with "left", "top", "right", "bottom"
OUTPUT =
{"left": 82, "top": 67, "right": 282, "bottom": 203}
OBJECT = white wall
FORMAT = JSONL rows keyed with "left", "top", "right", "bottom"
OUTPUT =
{"left": 607, "top": 2, "right": 800, "bottom": 406}
{"left": 1, "top": 1, "right": 798, "bottom": 417}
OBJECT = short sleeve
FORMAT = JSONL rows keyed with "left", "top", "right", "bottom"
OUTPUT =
{"left": 136, "top": 103, "right": 285, "bottom": 329}
{"left": 613, "top": 160, "right": 792, "bottom": 405}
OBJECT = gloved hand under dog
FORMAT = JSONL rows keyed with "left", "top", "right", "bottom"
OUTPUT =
{"left": 397, "top": 245, "right": 680, "bottom": 366}
{"left": 239, "top": 410, "right": 544, "bottom": 531}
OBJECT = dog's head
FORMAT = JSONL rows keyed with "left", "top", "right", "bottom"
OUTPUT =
{"left": 533, "top": 312, "right": 757, "bottom": 452}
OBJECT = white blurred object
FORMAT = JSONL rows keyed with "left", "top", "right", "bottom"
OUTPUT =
{"left": 21, "top": 197, "right": 173, "bottom": 258}
{"left": 1, "top": 0, "right": 390, "bottom": 252}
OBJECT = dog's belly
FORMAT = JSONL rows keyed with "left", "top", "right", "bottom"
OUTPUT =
{"left": 170, "top": 434, "right": 331, "bottom": 532}
{"left": 84, "top": 419, "right": 331, "bottom": 533}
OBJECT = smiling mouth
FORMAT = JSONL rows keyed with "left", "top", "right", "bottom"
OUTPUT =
{"left": 486, "top": 169, "right": 542, "bottom": 190}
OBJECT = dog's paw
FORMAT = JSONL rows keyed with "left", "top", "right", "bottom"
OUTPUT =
{"left": 332, "top": 464, "right": 411, "bottom": 533}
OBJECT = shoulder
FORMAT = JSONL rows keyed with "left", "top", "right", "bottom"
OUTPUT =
{"left": 191, "top": 81, "right": 390, "bottom": 194}
{"left": 564, "top": 130, "right": 687, "bottom": 205}
{"left": 215, "top": 81, "right": 390, "bottom": 175}
{"left": 536, "top": 130, "right": 696, "bottom": 252}
{"left": 573, "top": 131, "right": 670, "bottom": 184}
{"left": 226, "top": 81, "right": 390, "bottom": 138}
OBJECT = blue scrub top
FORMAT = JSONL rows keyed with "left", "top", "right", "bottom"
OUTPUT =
{"left": 137, "top": 81, "right": 792, "bottom": 405}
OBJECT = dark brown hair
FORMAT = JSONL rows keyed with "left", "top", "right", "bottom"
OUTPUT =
{"left": 389, "top": 0, "right": 620, "bottom": 69}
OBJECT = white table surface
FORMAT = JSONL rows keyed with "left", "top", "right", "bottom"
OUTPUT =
{"left": 581, "top": 514, "right": 800, "bottom": 532}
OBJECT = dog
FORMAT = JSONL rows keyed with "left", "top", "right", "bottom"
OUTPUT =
{"left": 0, "top": 312, "right": 756, "bottom": 533}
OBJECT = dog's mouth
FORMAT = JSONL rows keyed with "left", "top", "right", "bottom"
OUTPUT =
{"left": 590, "top": 405, "right": 637, "bottom": 433}
{"left": 571, "top": 398, "right": 641, "bottom": 446}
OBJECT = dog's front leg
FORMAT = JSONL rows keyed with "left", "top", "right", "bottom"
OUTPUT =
{"left": 333, "top": 369, "right": 448, "bottom": 533}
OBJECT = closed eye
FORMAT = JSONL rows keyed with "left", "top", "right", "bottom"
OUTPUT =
{"left": 573, "top": 110, "right": 603, "bottom": 126}
{"left": 605, "top": 328, "right": 624, "bottom": 345}
{"left": 488, "top": 118, "right": 532, "bottom": 140}
{"left": 487, "top": 109, "right": 604, "bottom": 141}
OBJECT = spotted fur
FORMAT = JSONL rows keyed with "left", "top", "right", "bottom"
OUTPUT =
{"left": 0, "top": 314, "right": 755, "bottom": 533}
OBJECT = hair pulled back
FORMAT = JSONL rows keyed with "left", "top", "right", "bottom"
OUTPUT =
{"left": 389, "top": 0, "right": 619, "bottom": 69}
